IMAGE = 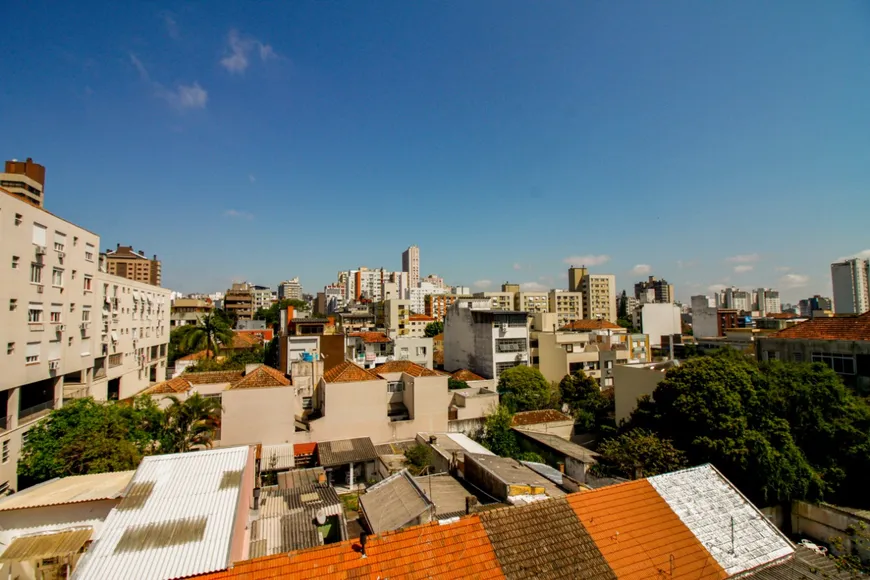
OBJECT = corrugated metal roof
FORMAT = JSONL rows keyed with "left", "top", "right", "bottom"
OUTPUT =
{"left": 445, "top": 433, "right": 494, "bottom": 456}
{"left": 251, "top": 485, "right": 346, "bottom": 555}
{"left": 359, "top": 471, "right": 433, "bottom": 534}
{"left": 513, "top": 429, "right": 600, "bottom": 463}
{"left": 0, "top": 471, "right": 134, "bottom": 512}
{"left": 649, "top": 464, "right": 794, "bottom": 576}
{"left": 260, "top": 444, "right": 295, "bottom": 472}
{"left": 277, "top": 468, "right": 326, "bottom": 490}
{"left": 73, "top": 446, "right": 251, "bottom": 580}
{"left": 0, "top": 527, "right": 93, "bottom": 563}
{"left": 317, "top": 438, "right": 377, "bottom": 467}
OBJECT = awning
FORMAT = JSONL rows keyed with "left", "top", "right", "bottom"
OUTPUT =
{"left": 0, "top": 527, "right": 92, "bottom": 563}
{"left": 111, "top": 331, "right": 119, "bottom": 342}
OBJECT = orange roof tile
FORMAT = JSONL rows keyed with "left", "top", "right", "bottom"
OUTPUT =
{"left": 770, "top": 312, "right": 870, "bottom": 341}
{"left": 348, "top": 331, "right": 392, "bottom": 344}
{"left": 567, "top": 480, "right": 726, "bottom": 580}
{"left": 231, "top": 332, "right": 263, "bottom": 348}
{"left": 139, "top": 376, "right": 192, "bottom": 396}
{"left": 433, "top": 332, "right": 445, "bottom": 342}
{"left": 375, "top": 360, "right": 442, "bottom": 377}
{"left": 511, "top": 409, "right": 573, "bottom": 426}
{"left": 451, "top": 369, "right": 486, "bottom": 382}
{"left": 409, "top": 314, "right": 435, "bottom": 322}
{"left": 230, "top": 365, "right": 291, "bottom": 389}
{"left": 321, "top": 360, "right": 382, "bottom": 383}
{"left": 560, "top": 319, "right": 623, "bottom": 331}
{"left": 177, "top": 350, "right": 210, "bottom": 362}
{"left": 183, "top": 370, "right": 245, "bottom": 385}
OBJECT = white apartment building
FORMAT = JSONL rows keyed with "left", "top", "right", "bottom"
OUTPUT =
{"left": 473, "top": 292, "right": 515, "bottom": 311}
{"left": 402, "top": 245, "right": 420, "bottom": 289}
{"left": 250, "top": 285, "right": 272, "bottom": 312}
{"left": 755, "top": 288, "right": 781, "bottom": 315}
{"left": 0, "top": 188, "right": 170, "bottom": 492}
{"left": 408, "top": 282, "right": 446, "bottom": 314}
{"left": 547, "top": 290, "right": 583, "bottom": 328}
{"left": 723, "top": 287, "right": 752, "bottom": 312}
{"left": 831, "top": 258, "right": 870, "bottom": 314}
{"left": 278, "top": 278, "right": 303, "bottom": 301}
{"left": 515, "top": 292, "right": 549, "bottom": 315}
{"left": 691, "top": 295, "right": 719, "bottom": 338}
{"left": 443, "top": 299, "right": 530, "bottom": 379}
{"left": 582, "top": 274, "right": 617, "bottom": 322}
{"left": 632, "top": 303, "right": 681, "bottom": 348}
{"left": 452, "top": 286, "right": 471, "bottom": 295}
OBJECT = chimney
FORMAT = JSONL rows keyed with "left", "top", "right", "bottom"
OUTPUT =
{"left": 429, "top": 435, "right": 437, "bottom": 445}
{"left": 465, "top": 496, "right": 478, "bottom": 514}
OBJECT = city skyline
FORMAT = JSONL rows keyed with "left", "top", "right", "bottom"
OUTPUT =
{"left": 2, "top": 1, "right": 869, "bottom": 300}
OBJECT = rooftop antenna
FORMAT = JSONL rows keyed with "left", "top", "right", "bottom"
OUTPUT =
{"left": 730, "top": 516, "right": 735, "bottom": 554}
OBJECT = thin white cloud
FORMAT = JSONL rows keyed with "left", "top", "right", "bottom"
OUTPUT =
{"left": 220, "top": 29, "right": 277, "bottom": 74}
{"left": 161, "top": 12, "right": 179, "bottom": 39}
{"left": 632, "top": 264, "right": 651, "bottom": 275}
{"left": 473, "top": 279, "right": 492, "bottom": 290}
{"left": 130, "top": 53, "right": 207, "bottom": 110}
{"left": 248, "top": 174, "right": 256, "bottom": 184}
{"left": 726, "top": 253, "right": 761, "bottom": 264}
{"left": 224, "top": 209, "right": 254, "bottom": 220}
{"left": 520, "top": 282, "right": 548, "bottom": 291}
{"left": 677, "top": 260, "right": 697, "bottom": 269}
{"left": 733, "top": 265, "right": 753, "bottom": 274}
{"left": 563, "top": 254, "right": 610, "bottom": 267}
{"left": 775, "top": 266, "right": 791, "bottom": 273}
{"left": 708, "top": 284, "right": 728, "bottom": 293}
{"left": 836, "top": 249, "right": 870, "bottom": 262}
{"left": 780, "top": 273, "right": 809, "bottom": 289}
{"left": 513, "top": 263, "right": 522, "bottom": 271}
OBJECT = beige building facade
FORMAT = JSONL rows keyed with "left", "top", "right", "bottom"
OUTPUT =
{"left": 1, "top": 159, "right": 45, "bottom": 208}
{"left": 547, "top": 290, "right": 584, "bottom": 328}
{"left": 104, "top": 245, "right": 162, "bottom": 286}
{"left": 582, "top": 273, "right": 617, "bottom": 322}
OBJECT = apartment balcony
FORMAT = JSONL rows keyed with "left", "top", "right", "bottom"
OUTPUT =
{"left": 19, "top": 400, "right": 55, "bottom": 423}
{"left": 0, "top": 415, "right": 10, "bottom": 432}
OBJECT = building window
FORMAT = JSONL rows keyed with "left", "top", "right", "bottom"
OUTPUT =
{"left": 25, "top": 342, "right": 40, "bottom": 364}
{"left": 302, "top": 397, "right": 313, "bottom": 410}
{"left": 564, "top": 344, "right": 574, "bottom": 353}
{"left": 6, "top": 343, "right": 13, "bottom": 355}
{"left": 811, "top": 353, "right": 856, "bottom": 375}
{"left": 496, "top": 339, "right": 527, "bottom": 353}
{"left": 82, "top": 308, "right": 91, "bottom": 322}
{"left": 495, "top": 361, "right": 521, "bottom": 377}
{"left": 83, "top": 276, "right": 93, "bottom": 291}
{"left": 416, "top": 346, "right": 427, "bottom": 356}
{"left": 14, "top": 214, "right": 22, "bottom": 225}
{"left": 50, "top": 309, "right": 62, "bottom": 323}
{"left": 71, "top": 270, "right": 76, "bottom": 280}
{"left": 1, "top": 441, "right": 7, "bottom": 464}
{"left": 28, "top": 304, "right": 43, "bottom": 323}
{"left": 387, "top": 381, "right": 405, "bottom": 393}
{"left": 792, "top": 352, "right": 803, "bottom": 363}
{"left": 11, "top": 256, "right": 19, "bottom": 269}
{"left": 52, "top": 268, "right": 63, "bottom": 287}
{"left": 30, "top": 263, "right": 42, "bottom": 284}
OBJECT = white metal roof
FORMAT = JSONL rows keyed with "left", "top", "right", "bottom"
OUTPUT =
{"left": 445, "top": 433, "right": 494, "bottom": 456}
{"left": 0, "top": 471, "right": 134, "bottom": 512}
{"left": 73, "top": 446, "right": 250, "bottom": 580}
{"left": 648, "top": 464, "right": 794, "bottom": 576}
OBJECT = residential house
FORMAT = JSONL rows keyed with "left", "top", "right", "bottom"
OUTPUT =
{"left": 359, "top": 470, "right": 435, "bottom": 534}
{"left": 443, "top": 299, "right": 530, "bottom": 380}
{"left": 317, "top": 437, "right": 380, "bottom": 489}
{"left": 512, "top": 429, "right": 599, "bottom": 484}
{"left": 448, "top": 384, "right": 499, "bottom": 434}
{"left": 463, "top": 453, "right": 565, "bottom": 505}
{"left": 336, "top": 309, "right": 375, "bottom": 334}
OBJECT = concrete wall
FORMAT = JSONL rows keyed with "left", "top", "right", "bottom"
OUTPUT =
{"left": 394, "top": 337, "right": 434, "bottom": 369}
{"left": 565, "top": 456, "right": 590, "bottom": 483}
{"left": 792, "top": 501, "right": 870, "bottom": 562}
{"left": 514, "top": 420, "right": 573, "bottom": 440}
{"left": 220, "top": 387, "right": 296, "bottom": 447}
{"left": 229, "top": 445, "right": 257, "bottom": 565}
{"left": 691, "top": 296, "right": 720, "bottom": 339}
{"left": 613, "top": 364, "right": 667, "bottom": 424}
{"left": 463, "top": 455, "right": 508, "bottom": 501}
{"left": 637, "top": 303, "right": 681, "bottom": 347}
{"left": 450, "top": 389, "right": 498, "bottom": 422}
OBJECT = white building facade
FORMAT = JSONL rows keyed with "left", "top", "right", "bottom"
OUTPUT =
{"left": 443, "top": 299, "right": 530, "bottom": 379}
{"left": 831, "top": 258, "right": 870, "bottom": 315}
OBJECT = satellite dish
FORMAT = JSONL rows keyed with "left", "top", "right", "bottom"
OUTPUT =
{"left": 316, "top": 509, "right": 327, "bottom": 525}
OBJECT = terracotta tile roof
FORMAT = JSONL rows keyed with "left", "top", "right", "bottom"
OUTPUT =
{"left": 480, "top": 497, "right": 616, "bottom": 580}
{"left": 433, "top": 333, "right": 444, "bottom": 342}
{"left": 193, "top": 516, "right": 503, "bottom": 580}
{"left": 769, "top": 312, "right": 870, "bottom": 341}
{"left": 451, "top": 369, "right": 486, "bottom": 382}
{"left": 231, "top": 332, "right": 263, "bottom": 348}
{"left": 177, "top": 350, "right": 210, "bottom": 362}
{"left": 230, "top": 365, "right": 291, "bottom": 389}
{"left": 321, "top": 360, "right": 382, "bottom": 383}
{"left": 182, "top": 370, "right": 245, "bottom": 385}
{"left": 567, "top": 480, "right": 725, "bottom": 580}
{"left": 348, "top": 331, "right": 393, "bottom": 344}
{"left": 560, "top": 319, "right": 622, "bottom": 331}
{"left": 375, "top": 360, "right": 442, "bottom": 377}
{"left": 511, "top": 409, "right": 574, "bottom": 426}
{"left": 139, "top": 376, "right": 192, "bottom": 396}
{"left": 409, "top": 314, "right": 435, "bottom": 322}
{"left": 766, "top": 313, "right": 801, "bottom": 320}
{"left": 434, "top": 350, "right": 445, "bottom": 366}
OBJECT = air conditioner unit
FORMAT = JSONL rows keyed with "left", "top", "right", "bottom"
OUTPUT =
{"left": 57, "top": 251, "right": 65, "bottom": 258}
{"left": 48, "top": 360, "right": 60, "bottom": 370}
{"left": 36, "top": 285, "right": 44, "bottom": 294}
{"left": 56, "top": 324, "right": 66, "bottom": 332}
{"left": 35, "top": 245, "right": 46, "bottom": 255}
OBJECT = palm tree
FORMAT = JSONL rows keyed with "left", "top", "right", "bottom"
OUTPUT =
{"left": 163, "top": 393, "right": 223, "bottom": 453}
{"left": 175, "top": 312, "right": 234, "bottom": 359}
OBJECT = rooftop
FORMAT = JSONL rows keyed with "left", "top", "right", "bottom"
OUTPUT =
{"left": 560, "top": 319, "right": 623, "bottom": 331}
{"left": 317, "top": 437, "right": 378, "bottom": 468}
{"left": 769, "top": 312, "right": 870, "bottom": 341}
{"left": 348, "top": 331, "right": 392, "bottom": 344}
{"left": 511, "top": 409, "right": 574, "bottom": 427}
{"left": 0, "top": 471, "right": 134, "bottom": 512}
{"left": 139, "top": 376, "right": 194, "bottom": 396}
{"left": 229, "top": 365, "right": 291, "bottom": 389}
{"left": 418, "top": 432, "right": 495, "bottom": 460}
{"left": 359, "top": 471, "right": 433, "bottom": 534}
{"left": 321, "top": 360, "right": 381, "bottom": 383}
{"left": 408, "top": 314, "right": 435, "bottom": 321}
{"left": 414, "top": 474, "right": 475, "bottom": 517}
{"left": 450, "top": 369, "right": 486, "bottom": 382}
{"left": 278, "top": 467, "right": 326, "bottom": 490}
{"left": 251, "top": 485, "right": 346, "bottom": 557}
{"left": 375, "top": 360, "right": 442, "bottom": 377}
{"left": 512, "top": 429, "right": 599, "bottom": 464}
{"left": 231, "top": 332, "right": 263, "bottom": 349}
{"left": 73, "top": 446, "right": 251, "bottom": 580}
{"left": 465, "top": 454, "right": 566, "bottom": 500}
{"left": 190, "top": 464, "right": 795, "bottom": 580}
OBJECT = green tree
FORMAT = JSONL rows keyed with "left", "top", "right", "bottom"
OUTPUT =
{"left": 174, "top": 313, "right": 234, "bottom": 359}
{"left": 404, "top": 444, "right": 433, "bottom": 475}
{"left": 559, "top": 370, "right": 613, "bottom": 433}
{"left": 264, "top": 337, "right": 280, "bottom": 369}
{"left": 595, "top": 429, "right": 687, "bottom": 479}
{"left": 186, "top": 347, "right": 265, "bottom": 372}
{"left": 617, "top": 290, "right": 628, "bottom": 320}
{"left": 448, "top": 378, "right": 469, "bottom": 390}
{"left": 424, "top": 321, "right": 444, "bottom": 338}
{"left": 163, "top": 394, "right": 223, "bottom": 453}
{"left": 479, "top": 405, "right": 519, "bottom": 457}
{"left": 497, "top": 366, "right": 553, "bottom": 413}
{"left": 17, "top": 398, "right": 164, "bottom": 486}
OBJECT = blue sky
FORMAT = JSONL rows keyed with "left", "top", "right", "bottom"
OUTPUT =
{"left": 2, "top": 1, "right": 869, "bottom": 302}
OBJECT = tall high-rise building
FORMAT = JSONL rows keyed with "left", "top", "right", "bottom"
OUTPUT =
{"left": 582, "top": 274, "right": 617, "bottom": 322}
{"left": 755, "top": 288, "right": 781, "bottom": 315}
{"left": 104, "top": 245, "right": 162, "bottom": 287}
{"left": 633, "top": 276, "right": 674, "bottom": 304}
{"left": 568, "top": 266, "right": 588, "bottom": 292}
{"left": 723, "top": 287, "right": 752, "bottom": 312}
{"left": 278, "top": 278, "right": 303, "bottom": 301}
{"left": 831, "top": 258, "right": 870, "bottom": 314}
{"left": 501, "top": 282, "right": 520, "bottom": 294}
{"left": 402, "top": 245, "right": 420, "bottom": 289}
{"left": 1, "top": 158, "right": 45, "bottom": 208}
